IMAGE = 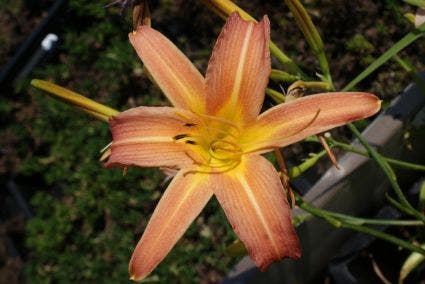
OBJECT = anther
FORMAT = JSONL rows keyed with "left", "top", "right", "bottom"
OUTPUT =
{"left": 173, "top": 134, "right": 189, "bottom": 140}
{"left": 184, "top": 123, "right": 197, "bottom": 127}
{"left": 185, "top": 140, "right": 197, "bottom": 145}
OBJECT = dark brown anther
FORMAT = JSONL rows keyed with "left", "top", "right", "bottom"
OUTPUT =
{"left": 184, "top": 123, "right": 197, "bottom": 127}
{"left": 173, "top": 134, "right": 189, "bottom": 140}
{"left": 185, "top": 140, "right": 197, "bottom": 145}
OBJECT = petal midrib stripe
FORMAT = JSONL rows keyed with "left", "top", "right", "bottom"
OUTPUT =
{"left": 114, "top": 137, "right": 174, "bottom": 145}
{"left": 229, "top": 23, "right": 254, "bottom": 107}
{"left": 238, "top": 175, "right": 281, "bottom": 257}
{"left": 143, "top": 177, "right": 200, "bottom": 256}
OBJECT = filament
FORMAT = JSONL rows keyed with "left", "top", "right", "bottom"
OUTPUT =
{"left": 243, "top": 109, "right": 322, "bottom": 153}
{"left": 183, "top": 159, "right": 240, "bottom": 176}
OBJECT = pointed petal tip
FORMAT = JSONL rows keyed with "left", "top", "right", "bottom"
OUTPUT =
{"left": 205, "top": 10, "right": 271, "bottom": 122}
{"left": 126, "top": 172, "right": 213, "bottom": 283}
{"left": 355, "top": 92, "right": 382, "bottom": 115}
{"left": 129, "top": 258, "right": 149, "bottom": 282}
{"left": 128, "top": 24, "right": 205, "bottom": 110}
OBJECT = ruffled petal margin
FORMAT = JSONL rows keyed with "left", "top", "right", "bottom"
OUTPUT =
{"left": 241, "top": 92, "right": 381, "bottom": 153}
{"left": 105, "top": 106, "right": 195, "bottom": 169}
{"left": 129, "top": 26, "right": 205, "bottom": 112}
{"left": 213, "top": 154, "right": 301, "bottom": 270}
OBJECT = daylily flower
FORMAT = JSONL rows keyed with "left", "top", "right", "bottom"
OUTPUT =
{"left": 105, "top": 13, "right": 381, "bottom": 281}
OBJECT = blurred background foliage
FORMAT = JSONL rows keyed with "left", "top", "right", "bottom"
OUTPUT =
{"left": 0, "top": 0, "right": 424, "bottom": 283}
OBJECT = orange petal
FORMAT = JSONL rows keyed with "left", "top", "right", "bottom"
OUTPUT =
{"left": 242, "top": 92, "right": 381, "bottom": 153}
{"left": 205, "top": 13, "right": 270, "bottom": 124}
{"left": 129, "top": 27, "right": 205, "bottom": 112}
{"left": 129, "top": 171, "right": 213, "bottom": 281}
{"left": 105, "top": 106, "right": 195, "bottom": 168}
{"left": 213, "top": 154, "right": 301, "bottom": 270}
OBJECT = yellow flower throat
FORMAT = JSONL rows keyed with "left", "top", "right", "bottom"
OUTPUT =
{"left": 173, "top": 112, "right": 243, "bottom": 174}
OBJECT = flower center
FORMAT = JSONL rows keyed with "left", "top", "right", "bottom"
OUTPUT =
{"left": 173, "top": 111, "right": 243, "bottom": 174}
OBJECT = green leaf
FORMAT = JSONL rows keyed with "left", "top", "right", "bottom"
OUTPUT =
{"left": 343, "top": 22, "right": 425, "bottom": 91}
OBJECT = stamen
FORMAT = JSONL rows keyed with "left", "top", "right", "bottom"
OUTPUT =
{"left": 175, "top": 111, "right": 192, "bottom": 121}
{"left": 100, "top": 142, "right": 112, "bottom": 153}
{"left": 175, "top": 110, "right": 240, "bottom": 140}
{"left": 173, "top": 110, "right": 244, "bottom": 175}
{"left": 202, "top": 125, "right": 239, "bottom": 139}
{"left": 208, "top": 140, "right": 241, "bottom": 161}
{"left": 182, "top": 159, "right": 240, "bottom": 176}
{"left": 208, "top": 150, "right": 239, "bottom": 162}
{"left": 184, "top": 151, "right": 206, "bottom": 166}
{"left": 99, "top": 148, "right": 111, "bottom": 162}
{"left": 174, "top": 134, "right": 204, "bottom": 147}
{"left": 174, "top": 111, "right": 199, "bottom": 128}
{"left": 195, "top": 112, "right": 241, "bottom": 134}
{"left": 173, "top": 134, "right": 189, "bottom": 140}
{"left": 243, "top": 109, "right": 322, "bottom": 154}
{"left": 184, "top": 150, "right": 239, "bottom": 170}
{"left": 210, "top": 139, "right": 241, "bottom": 152}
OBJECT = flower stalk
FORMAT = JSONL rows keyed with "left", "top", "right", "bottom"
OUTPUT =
{"left": 296, "top": 193, "right": 425, "bottom": 255}
{"left": 288, "top": 149, "right": 327, "bottom": 179}
{"left": 284, "top": 0, "right": 334, "bottom": 88}
{"left": 305, "top": 136, "right": 425, "bottom": 172}
{"left": 265, "top": 88, "right": 286, "bottom": 103}
{"left": 347, "top": 123, "right": 425, "bottom": 224}
{"left": 270, "top": 69, "right": 300, "bottom": 83}
{"left": 287, "top": 80, "right": 332, "bottom": 94}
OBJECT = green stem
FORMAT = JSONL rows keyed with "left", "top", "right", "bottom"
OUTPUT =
{"left": 265, "top": 88, "right": 285, "bottom": 103}
{"left": 347, "top": 123, "right": 425, "bottom": 224}
{"left": 269, "top": 41, "right": 306, "bottom": 78}
{"left": 288, "top": 150, "right": 327, "bottom": 179}
{"left": 296, "top": 195, "right": 425, "bottom": 255}
{"left": 336, "top": 141, "right": 425, "bottom": 171}
{"left": 284, "top": 0, "right": 331, "bottom": 84}
{"left": 317, "top": 52, "right": 334, "bottom": 90}
{"left": 385, "top": 193, "right": 417, "bottom": 216}
{"left": 270, "top": 69, "right": 300, "bottom": 83}
{"left": 324, "top": 211, "right": 423, "bottom": 226}
{"left": 305, "top": 136, "right": 425, "bottom": 171}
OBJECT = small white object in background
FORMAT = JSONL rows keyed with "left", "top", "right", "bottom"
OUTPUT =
{"left": 415, "top": 7, "right": 425, "bottom": 27}
{"left": 41, "top": 33, "right": 59, "bottom": 51}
